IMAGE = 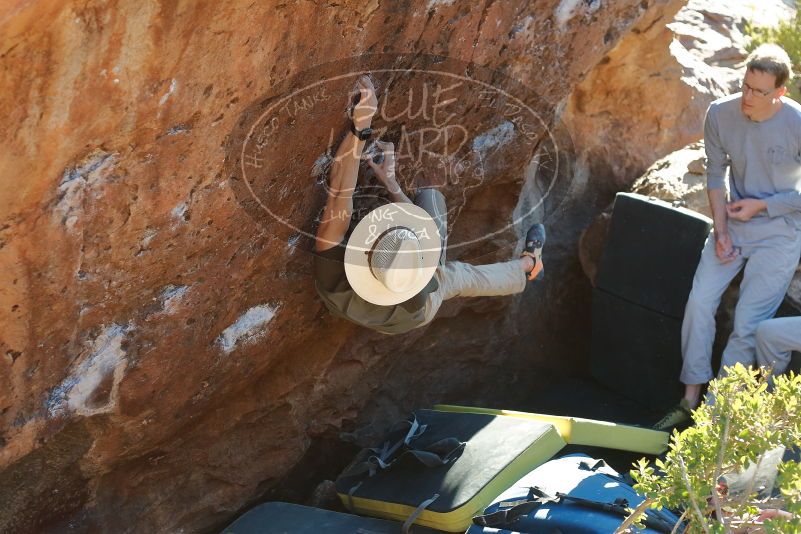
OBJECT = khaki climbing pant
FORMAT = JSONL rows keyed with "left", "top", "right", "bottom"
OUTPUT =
{"left": 756, "top": 316, "right": 801, "bottom": 377}
{"left": 414, "top": 188, "right": 527, "bottom": 327}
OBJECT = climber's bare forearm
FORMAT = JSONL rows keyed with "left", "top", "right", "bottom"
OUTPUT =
{"left": 382, "top": 177, "right": 412, "bottom": 204}
{"left": 327, "top": 130, "right": 365, "bottom": 199}
{"left": 315, "top": 131, "right": 366, "bottom": 251}
{"left": 315, "top": 75, "right": 377, "bottom": 252}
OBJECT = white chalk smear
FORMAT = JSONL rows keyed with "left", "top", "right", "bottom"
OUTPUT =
{"left": 472, "top": 121, "right": 515, "bottom": 153}
{"left": 55, "top": 151, "right": 118, "bottom": 233}
{"left": 159, "top": 78, "right": 178, "bottom": 106}
{"left": 160, "top": 285, "right": 188, "bottom": 314}
{"left": 47, "top": 323, "right": 132, "bottom": 418}
{"left": 171, "top": 202, "right": 188, "bottom": 221}
{"left": 427, "top": 0, "right": 455, "bottom": 9}
{"left": 555, "top": 0, "right": 581, "bottom": 27}
{"left": 216, "top": 304, "right": 279, "bottom": 354}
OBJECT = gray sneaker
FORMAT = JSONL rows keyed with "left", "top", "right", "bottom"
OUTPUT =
{"left": 652, "top": 399, "right": 693, "bottom": 432}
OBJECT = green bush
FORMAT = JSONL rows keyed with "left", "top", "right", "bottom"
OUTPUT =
{"left": 745, "top": 7, "right": 801, "bottom": 102}
{"left": 620, "top": 364, "right": 801, "bottom": 533}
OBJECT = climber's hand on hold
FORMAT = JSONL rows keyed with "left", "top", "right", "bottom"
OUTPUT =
{"left": 367, "top": 141, "right": 411, "bottom": 204}
{"left": 367, "top": 141, "right": 395, "bottom": 185}
{"left": 352, "top": 76, "right": 377, "bottom": 130}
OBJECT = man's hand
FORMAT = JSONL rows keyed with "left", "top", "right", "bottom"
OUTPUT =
{"left": 714, "top": 230, "right": 738, "bottom": 263}
{"left": 726, "top": 198, "right": 767, "bottom": 221}
{"left": 367, "top": 140, "right": 396, "bottom": 187}
{"left": 757, "top": 508, "right": 794, "bottom": 522}
{"left": 367, "top": 140, "right": 412, "bottom": 204}
{"left": 352, "top": 76, "right": 378, "bottom": 130}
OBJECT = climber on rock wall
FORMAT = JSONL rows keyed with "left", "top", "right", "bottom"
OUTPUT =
{"left": 654, "top": 44, "right": 801, "bottom": 431}
{"left": 313, "top": 75, "right": 545, "bottom": 335}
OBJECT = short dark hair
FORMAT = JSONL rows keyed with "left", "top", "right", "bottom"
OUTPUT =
{"left": 746, "top": 44, "right": 793, "bottom": 88}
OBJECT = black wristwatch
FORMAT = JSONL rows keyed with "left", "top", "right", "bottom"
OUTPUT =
{"left": 350, "top": 122, "right": 373, "bottom": 141}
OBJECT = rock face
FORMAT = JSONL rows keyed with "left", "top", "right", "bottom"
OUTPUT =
{"left": 629, "top": 142, "right": 710, "bottom": 216}
{"left": 0, "top": 1, "right": 689, "bottom": 532}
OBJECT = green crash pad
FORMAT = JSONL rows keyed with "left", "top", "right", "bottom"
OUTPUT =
{"left": 335, "top": 409, "right": 566, "bottom": 532}
{"left": 433, "top": 404, "right": 669, "bottom": 455}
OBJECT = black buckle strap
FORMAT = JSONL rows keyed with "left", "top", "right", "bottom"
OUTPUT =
{"left": 578, "top": 459, "right": 609, "bottom": 472}
{"left": 473, "top": 486, "right": 677, "bottom": 533}
{"left": 472, "top": 487, "right": 557, "bottom": 528}
{"left": 340, "top": 416, "right": 429, "bottom": 479}
{"left": 341, "top": 414, "right": 465, "bottom": 513}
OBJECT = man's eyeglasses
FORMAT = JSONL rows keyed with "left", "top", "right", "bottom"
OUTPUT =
{"left": 741, "top": 81, "right": 775, "bottom": 98}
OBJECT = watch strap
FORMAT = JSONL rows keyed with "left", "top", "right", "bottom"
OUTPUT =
{"left": 350, "top": 122, "right": 372, "bottom": 140}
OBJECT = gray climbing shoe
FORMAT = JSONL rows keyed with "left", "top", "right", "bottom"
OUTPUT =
{"left": 522, "top": 223, "right": 546, "bottom": 281}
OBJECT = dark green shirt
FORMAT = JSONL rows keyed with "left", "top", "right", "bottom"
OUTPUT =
{"left": 313, "top": 242, "right": 437, "bottom": 334}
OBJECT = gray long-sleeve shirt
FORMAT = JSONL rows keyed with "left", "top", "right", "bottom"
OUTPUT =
{"left": 705, "top": 93, "right": 801, "bottom": 226}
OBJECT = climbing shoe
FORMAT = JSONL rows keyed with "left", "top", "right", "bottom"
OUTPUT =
{"left": 522, "top": 223, "right": 546, "bottom": 281}
{"left": 652, "top": 399, "right": 693, "bottom": 432}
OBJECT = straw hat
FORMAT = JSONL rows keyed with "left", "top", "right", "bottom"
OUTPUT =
{"left": 344, "top": 203, "right": 442, "bottom": 306}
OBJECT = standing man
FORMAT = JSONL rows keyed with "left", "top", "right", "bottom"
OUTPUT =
{"left": 655, "top": 44, "right": 801, "bottom": 431}
{"left": 313, "top": 76, "right": 545, "bottom": 335}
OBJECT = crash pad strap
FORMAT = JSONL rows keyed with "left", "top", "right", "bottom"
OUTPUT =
{"left": 473, "top": 486, "right": 677, "bottom": 534}
{"left": 401, "top": 493, "right": 439, "bottom": 534}
{"left": 472, "top": 487, "right": 557, "bottom": 527}
{"left": 341, "top": 416, "right": 429, "bottom": 478}
{"left": 344, "top": 437, "right": 465, "bottom": 481}
{"left": 342, "top": 414, "right": 464, "bottom": 481}
{"left": 347, "top": 481, "right": 363, "bottom": 512}
{"left": 578, "top": 458, "right": 608, "bottom": 472}
{"left": 343, "top": 415, "right": 464, "bottom": 511}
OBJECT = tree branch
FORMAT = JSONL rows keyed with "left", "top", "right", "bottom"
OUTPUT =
{"left": 614, "top": 498, "right": 655, "bottom": 534}
{"left": 679, "top": 455, "right": 711, "bottom": 534}
{"left": 670, "top": 509, "right": 688, "bottom": 534}
{"left": 711, "top": 412, "right": 733, "bottom": 533}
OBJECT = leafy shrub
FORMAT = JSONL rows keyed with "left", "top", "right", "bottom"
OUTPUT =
{"left": 621, "top": 364, "right": 801, "bottom": 533}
